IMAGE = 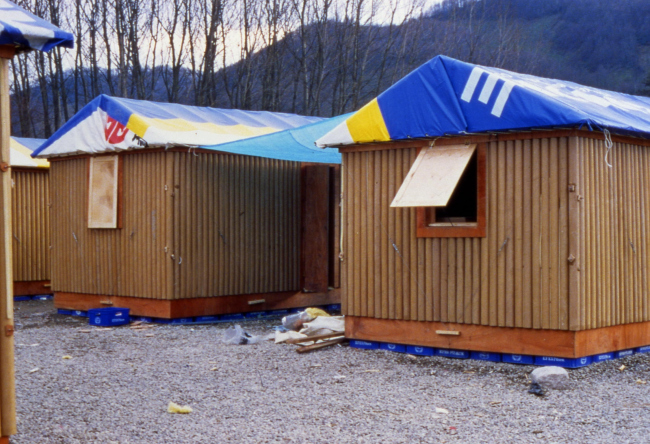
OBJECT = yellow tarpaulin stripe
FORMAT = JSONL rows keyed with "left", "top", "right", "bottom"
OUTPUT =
{"left": 127, "top": 115, "right": 280, "bottom": 139}
{"left": 9, "top": 139, "right": 49, "bottom": 168}
{"left": 346, "top": 98, "right": 390, "bottom": 144}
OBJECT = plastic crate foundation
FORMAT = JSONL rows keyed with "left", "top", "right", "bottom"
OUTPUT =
{"left": 56, "top": 304, "right": 337, "bottom": 325}
{"left": 352, "top": 341, "right": 645, "bottom": 367}
{"left": 88, "top": 307, "right": 130, "bottom": 327}
{"left": 14, "top": 294, "right": 53, "bottom": 301}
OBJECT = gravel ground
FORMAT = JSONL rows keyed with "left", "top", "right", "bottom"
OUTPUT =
{"left": 11, "top": 300, "right": 650, "bottom": 443}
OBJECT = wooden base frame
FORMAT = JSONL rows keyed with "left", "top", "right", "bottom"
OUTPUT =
{"left": 0, "top": 436, "right": 8, "bottom": 444}
{"left": 13, "top": 280, "right": 50, "bottom": 296}
{"left": 346, "top": 316, "right": 650, "bottom": 358}
{"left": 55, "top": 289, "right": 341, "bottom": 319}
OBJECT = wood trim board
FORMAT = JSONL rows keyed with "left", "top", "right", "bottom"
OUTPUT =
{"left": 13, "top": 281, "right": 50, "bottom": 296}
{"left": 55, "top": 289, "right": 340, "bottom": 319}
{"left": 346, "top": 316, "right": 650, "bottom": 358}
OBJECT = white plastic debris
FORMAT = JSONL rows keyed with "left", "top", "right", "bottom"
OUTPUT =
{"left": 299, "top": 316, "right": 344, "bottom": 337}
{"left": 275, "top": 330, "right": 308, "bottom": 344}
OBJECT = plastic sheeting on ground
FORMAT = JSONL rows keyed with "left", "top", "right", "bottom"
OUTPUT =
{"left": 33, "top": 95, "right": 324, "bottom": 158}
{"left": 317, "top": 55, "right": 650, "bottom": 147}
{"left": 0, "top": 0, "right": 73, "bottom": 52}
{"left": 200, "top": 113, "right": 349, "bottom": 164}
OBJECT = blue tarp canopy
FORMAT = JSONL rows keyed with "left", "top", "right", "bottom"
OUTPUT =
{"left": 0, "top": 0, "right": 73, "bottom": 52}
{"left": 200, "top": 114, "right": 348, "bottom": 164}
{"left": 33, "top": 95, "right": 323, "bottom": 158}
{"left": 317, "top": 55, "right": 650, "bottom": 146}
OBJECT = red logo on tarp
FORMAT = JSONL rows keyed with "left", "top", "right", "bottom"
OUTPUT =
{"left": 105, "top": 116, "right": 129, "bottom": 144}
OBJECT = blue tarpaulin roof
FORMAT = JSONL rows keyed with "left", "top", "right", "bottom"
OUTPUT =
{"left": 0, "top": 0, "right": 73, "bottom": 52}
{"left": 33, "top": 95, "right": 323, "bottom": 158}
{"left": 317, "top": 56, "right": 650, "bottom": 146}
{"left": 200, "top": 114, "right": 348, "bottom": 164}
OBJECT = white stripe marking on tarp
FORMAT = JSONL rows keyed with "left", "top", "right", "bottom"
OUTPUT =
{"left": 460, "top": 68, "right": 486, "bottom": 102}
{"left": 478, "top": 74, "right": 499, "bottom": 104}
{"left": 491, "top": 81, "right": 515, "bottom": 117}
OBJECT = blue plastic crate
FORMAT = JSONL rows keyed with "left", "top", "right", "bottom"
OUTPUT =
{"left": 13, "top": 296, "right": 32, "bottom": 301}
{"left": 534, "top": 356, "right": 592, "bottom": 368}
{"left": 437, "top": 348, "right": 469, "bottom": 359}
{"left": 614, "top": 349, "right": 635, "bottom": 359}
{"left": 502, "top": 354, "right": 534, "bottom": 365}
{"left": 71, "top": 310, "right": 87, "bottom": 317}
{"left": 88, "top": 307, "right": 130, "bottom": 327}
{"left": 268, "top": 309, "right": 290, "bottom": 317}
{"left": 32, "top": 294, "right": 53, "bottom": 300}
{"left": 194, "top": 315, "right": 220, "bottom": 324}
{"left": 636, "top": 345, "right": 650, "bottom": 354}
{"left": 471, "top": 351, "right": 501, "bottom": 362}
{"left": 326, "top": 304, "right": 342, "bottom": 312}
{"left": 380, "top": 343, "right": 406, "bottom": 353}
{"left": 219, "top": 313, "right": 246, "bottom": 322}
{"left": 406, "top": 345, "right": 435, "bottom": 356}
{"left": 592, "top": 352, "right": 614, "bottom": 363}
{"left": 57, "top": 309, "right": 73, "bottom": 315}
{"left": 245, "top": 311, "right": 269, "bottom": 319}
{"left": 351, "top": 340, "right": 379, "bottom": 350}
{"left": 151, "top": 317, "right": 194, "bottom": 325}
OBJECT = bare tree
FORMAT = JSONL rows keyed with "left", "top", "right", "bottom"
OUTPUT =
{"left": 158, "top": 0, "right": 190, "bottom": 102}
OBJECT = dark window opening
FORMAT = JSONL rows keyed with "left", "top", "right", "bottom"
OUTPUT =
{"left": 426, "top": 150, "right": 478, "bottom": 225}
{"left": 416, "top": 143, "right": 486, "bottom": 238}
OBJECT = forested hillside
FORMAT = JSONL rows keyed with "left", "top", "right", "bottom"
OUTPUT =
{"left": 10, "top": 0, "right": 650, "bottom": 138}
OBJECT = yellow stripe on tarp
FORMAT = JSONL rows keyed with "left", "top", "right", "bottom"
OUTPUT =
{"left": 127, "top": 115, "right": 280, "bottom": 138}
{"left": 346, "top": 98, "right": 390, "bottom": 143}
{"left": 126, "top": 114, "right": 149, "bottom": 138}
{"left": 9, "top": 139, "right": 49, "bottom": 168}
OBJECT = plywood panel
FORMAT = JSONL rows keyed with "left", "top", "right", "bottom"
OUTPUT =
{"left": 391, "top": 145, "right": 476, "bottom": 207}
{"left": 301, "top": 165, "right": 330, "bottom": 293}
{"left": 88, "top": 156, "right": 119, "bottom": 229}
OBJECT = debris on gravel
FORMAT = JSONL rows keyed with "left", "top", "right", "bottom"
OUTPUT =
{"left": 11, "top": 300, "right": 650, "bottom": 443}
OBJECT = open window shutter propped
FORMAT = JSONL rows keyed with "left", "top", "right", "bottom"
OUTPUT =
{"left": 391, "top": 144, "right": 476, "bottom": 207}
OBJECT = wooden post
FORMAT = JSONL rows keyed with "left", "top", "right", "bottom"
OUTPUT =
{"left": 0, "top": 52, "right": 17, "bottom": 436}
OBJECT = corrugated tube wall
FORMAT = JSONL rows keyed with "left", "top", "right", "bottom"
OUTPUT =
{"left": 49, "top": 153, "right": 171, "bottom": 299}
{"left": 342, "top": 137, "right": 572, "bottom": 330}
{"left": 576, "top": 137, "right": 650, "bottom": 329}
{"left": 171, "top": 152, "right": 302, "bottom": 299}
{"left": 11, "top": 169, "right": 50, "bottom": 282}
